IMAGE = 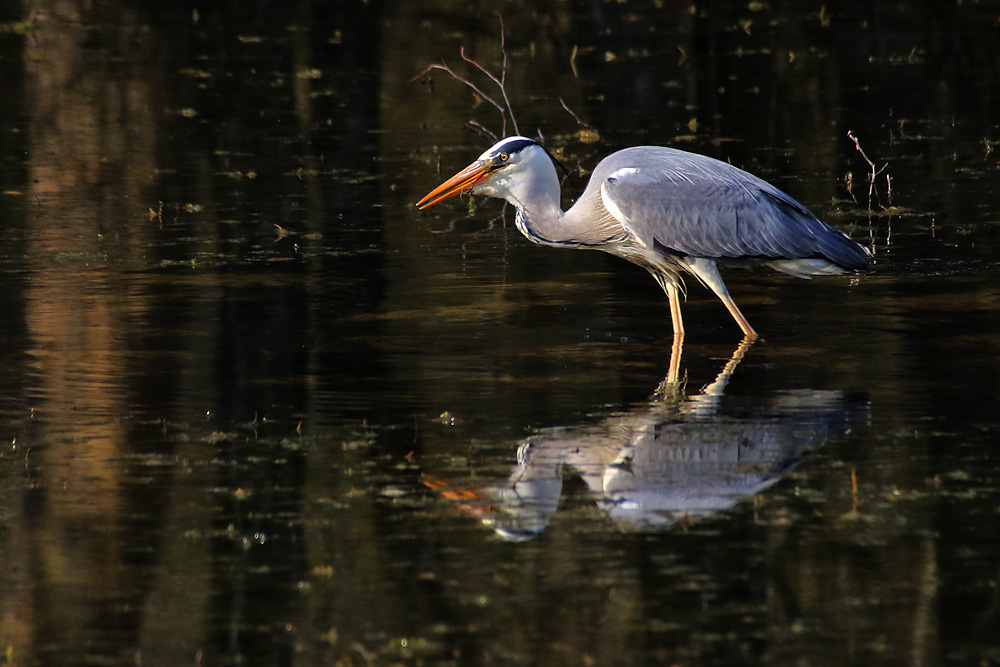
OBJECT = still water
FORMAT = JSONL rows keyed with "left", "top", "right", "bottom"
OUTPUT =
{"left": 1, "top": 1, "right": 998, "bottom": 665}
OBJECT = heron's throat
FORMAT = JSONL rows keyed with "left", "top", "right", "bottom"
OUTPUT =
{"left": 487, "top": 145, "right": 579, "bottom": 247}
{"left": 512, "top": 202, "right": 575, "bottom": 248}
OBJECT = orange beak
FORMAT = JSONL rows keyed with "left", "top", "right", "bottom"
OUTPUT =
{"left": 415, "top": 160, "right": 490, "bottom": 209}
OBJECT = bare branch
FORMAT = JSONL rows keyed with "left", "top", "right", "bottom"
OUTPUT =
{"left": 847, "top": 130, "right": 890, "bottom": 211}
{"left": 464, "top": 120, "right": 498, "bottom": 143}
{"left": 844, "top": 172, "right": 857, "bottom": 206}
{"left": 410, "top": 61, "right": 506, "bottom": 123}
{"left": 847, "top": 130, "right": 894, "bottom": 252}
{"left": 458, "top": 16, "right": 518, "bottom": 135}
{"left": 497, "top": 15, "right": 518, "bottom": 135}
{"left": 459, "top": 48, "right": 509, "bottom": 136}
{"left": 411, "top": 15, "right": 517, "bottom": 139}
{"left": 559, "top": 98, "right": 593, "bottom": 130}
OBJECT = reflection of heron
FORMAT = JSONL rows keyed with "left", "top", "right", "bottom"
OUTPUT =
{"left": 418, "top": 136, "right": 870, "bottom": 340}
{"left": 489, "top": 390, "right": 862, "bottom": 539}
{"left": 422, "top": 341, "right": 867, "bottom": 540}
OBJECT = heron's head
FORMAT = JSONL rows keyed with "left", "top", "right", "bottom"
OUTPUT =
{"left": 416, "top": 136, "right": 546, "bottom": 209}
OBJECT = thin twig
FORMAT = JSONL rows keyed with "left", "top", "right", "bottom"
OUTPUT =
{"left": 458, "top": 17, "right": 517, "bottom": 134}
{"left": 459, "top": 48, "right": 512, "bottom": 136}
{"left": 497, "top": 15, "right": 517, "bottom": 135}
{"left": 559, "top": 98, "right": 594, "bottom": 130}
{"left": 844, "top": 172, "right": 857, "bottom": 206}
{"left": 411, "top": 15, "right": 517, "bottom": 138}
{"left": 464, "top": 120, "right": 498, "bottom": 142}
{"left": 846, "top": 130, "right": 893, "bottom": 252}
{"left": 847, "top": 130, "right": 888, "bottom": 210}
{"left": 410, "top": 61, "right": 506, "bottom": 127}
{"left": 465, "top": 15, "right": 516, "bottom": 135}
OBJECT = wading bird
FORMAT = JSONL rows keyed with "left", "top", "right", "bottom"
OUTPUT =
{"left": 416, "top": 136, "right": 870, "bottom": 340}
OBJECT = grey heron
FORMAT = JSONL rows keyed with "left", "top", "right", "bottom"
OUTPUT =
{"left": 416, "top": 136, "right": 870, "bottom": 340}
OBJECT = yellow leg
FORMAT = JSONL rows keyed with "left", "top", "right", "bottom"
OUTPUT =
{"left": 665, "top": 281, "right": 685, "bottom": 340}
{"left": 680, "top": 258, "right": 758, "bottom": 339}
{"left": 659, "top": 280, "right": 685, "bottom": 385}
{"left": 719, "top": 294, "right": 758, "bottom": 340}
{"left": 666, "top": 327, "right": 684, "bottom": 386}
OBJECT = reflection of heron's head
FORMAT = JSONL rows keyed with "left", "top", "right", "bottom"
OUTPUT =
{"left": 489, "top": 475, "right": 564, "bottom": 541}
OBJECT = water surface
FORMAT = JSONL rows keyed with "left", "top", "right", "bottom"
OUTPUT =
{"left": 0, "top": 1, "right": 998, "bottom": 665}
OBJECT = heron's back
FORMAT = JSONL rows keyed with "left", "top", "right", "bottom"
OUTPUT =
{"left": 584, "top": 146, "right": 870, "bottom": 274}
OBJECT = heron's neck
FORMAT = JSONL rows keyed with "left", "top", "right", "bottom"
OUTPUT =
{"left": 513, "top": 190, "right": 569, "bottom": 246}
{"left": 502, "top": 164, "right": 572, "bottom": 247}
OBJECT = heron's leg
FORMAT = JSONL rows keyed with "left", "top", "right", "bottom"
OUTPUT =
{"left": 652, "top": 275, "right": 686, "bottom": 383}
{"left": 682, "top": 258, "right": 758, "bottom": 339}
{"left": 666, "top": 283, "right": 686, "bottom": 383}
{"left": 667, "top": 282, "right": 685, "bottom": 340}
{"left": 666, "top": 330, "right": 683, "bottom": 385}
{"left": 652, "top": 272, "right": 686, "bottom": 339}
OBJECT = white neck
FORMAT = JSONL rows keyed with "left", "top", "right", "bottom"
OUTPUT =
{"left": 475, "top": 144, "right": 567, "bottom": 244}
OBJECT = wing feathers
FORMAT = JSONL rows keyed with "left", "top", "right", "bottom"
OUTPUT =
{"left": 598, "top": 148, "right": 868, "bottom": 271}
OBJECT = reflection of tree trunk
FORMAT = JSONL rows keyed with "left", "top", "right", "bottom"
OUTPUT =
{"left": 12, "top": 1, "right": 162, "bottom": 662}
{"left": 9, "top": 0, "right": 390, "bottom": 661}
{"left": 28, "top": 3, "right": 158, "bottom": 202}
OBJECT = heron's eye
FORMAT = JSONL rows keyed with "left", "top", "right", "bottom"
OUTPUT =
{"left": 499, "top": 153, "right": 509, "bottom": 162}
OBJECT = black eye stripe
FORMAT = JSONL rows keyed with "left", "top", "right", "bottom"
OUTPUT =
{"left": 491, "top": 139, "right": 536, "bottom": 160}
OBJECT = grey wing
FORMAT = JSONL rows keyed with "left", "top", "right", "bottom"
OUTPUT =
{"left": 600, "top": 150, "right": 869, "bottom": 270}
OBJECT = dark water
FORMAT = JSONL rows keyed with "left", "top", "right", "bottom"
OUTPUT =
{"left": 1, "top": 1, "right": 998, "bottom": 665}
